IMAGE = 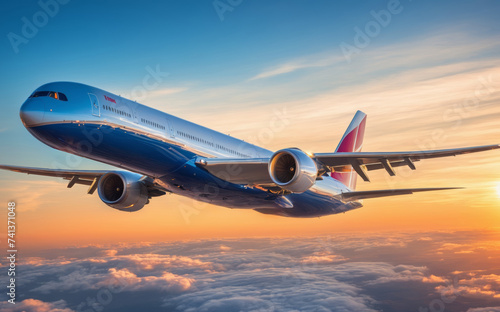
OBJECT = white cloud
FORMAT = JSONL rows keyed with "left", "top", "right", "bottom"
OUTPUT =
{"left": 249, "top": 54, "right": 343, "bottom": 80}
{"left": 0, "top": 299, "right": 74, "bottom": 312}
{"left": 249, "top": 30, "right": 500, "bottom": 82}
{"left": 144, "top": 29, "right": 500, "bottom": 162}
{"left": 301, "top": 252, "right": 348, "bottom": 264}
{"left": 422, "top": 275, "right": 447, "bottom": 283}
{"left": 31, "top": 270, "right": 106, "bottom": 294}
{"left": 101, "top": 249, "right": 118, "bottom": 257}
{"left": 148, "top": 87, "right": 188, "bottom": 97}
{"left": 12, "top": 231, "right": 500, "bottom": 311}
{"left": 99, "top": 268, "right": 193, "bottom": 292}
{"left": 467, "top": 307, "right": 500, "bottom": 312}
{"left": 119, "top": 253, "right": 216, "bottom": 271}
{"left": 436, "top": 274, "right": 500, "bottom": 300}
{"left": 0, "top": 180, "right": 65, "bottom": 211}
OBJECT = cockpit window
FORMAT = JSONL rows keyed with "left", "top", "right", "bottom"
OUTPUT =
{"left": 58, "top": 93, "right": 68, "bottom": 101}
{"left": 31, "top": 91, "right": 50, "bottom": 98}
{"left": 30, "top": 91, "right": 68, "bottom": 101}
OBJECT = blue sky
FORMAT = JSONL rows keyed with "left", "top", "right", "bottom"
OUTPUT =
{"left": 1, "top": 0, "right": 499, "bottom": 168}
{"left": 2, "top": 2, "right": 500, "bottom": 311}
{"left": 2, "top": 0, "right": 499, "bottom": 94}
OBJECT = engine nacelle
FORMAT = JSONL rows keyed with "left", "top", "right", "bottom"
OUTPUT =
{"left": 269, "top": 148, "right": 318, "bottom": 193}
{"left": 97, "top": 171, "right": 149, "bottom": 212}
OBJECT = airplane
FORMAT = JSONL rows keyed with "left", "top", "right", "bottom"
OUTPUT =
{"left": 0, "top": 81, "right": 498, "bottom": 217}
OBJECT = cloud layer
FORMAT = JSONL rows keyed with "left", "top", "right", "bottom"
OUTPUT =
{"left": 2, "top": 230, "right": 500, "bottom": 311}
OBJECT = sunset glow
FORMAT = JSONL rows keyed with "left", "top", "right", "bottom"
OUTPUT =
{"left": 1, "top": 1, "right": 500, "bottom": 311}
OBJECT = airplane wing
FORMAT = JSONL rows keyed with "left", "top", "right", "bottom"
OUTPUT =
{"left": 0, "top": 164, "right": 167, "bottom": 196}
{"left": 196, "top": 144, "right": 499, "bottom": 187}
{"left": 314, "top": 144, "right": 500, "bottom": 182}
{"left": 195, "top": 156, "right": 467, "bottom": 201}
{"left": 338, "top": 187, "right": 461, "bottom": 201}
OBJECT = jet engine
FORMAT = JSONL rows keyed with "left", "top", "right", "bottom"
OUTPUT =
{"left": 268, "top": 148, "right": 318, "bottom": 193}
{"left": 97, "top": 171, "right": 149, "bottom": 212}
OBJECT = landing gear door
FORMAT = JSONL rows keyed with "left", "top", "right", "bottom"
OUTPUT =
{"left": 89, "top": 94, "right": 100, "bottom": 117}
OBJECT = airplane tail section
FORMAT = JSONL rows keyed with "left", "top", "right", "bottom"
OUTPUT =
{"left": 330, "top": 110, "right": 367, "bottom": 190}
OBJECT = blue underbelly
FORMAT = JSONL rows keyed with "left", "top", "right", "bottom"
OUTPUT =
{"left": 29, "top": 123, "right": 192, "bottom": 176}
{"left": 28, "top": 122, "right": 359, "bottom": 217}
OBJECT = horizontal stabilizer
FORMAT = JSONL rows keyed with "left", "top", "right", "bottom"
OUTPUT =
{"left": 340, "top": 187, "right": 462, "bottom": 201}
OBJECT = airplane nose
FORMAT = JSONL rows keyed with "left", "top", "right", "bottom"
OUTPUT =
{"left": 20, "top": 99, "right": 45, "bottom": 127}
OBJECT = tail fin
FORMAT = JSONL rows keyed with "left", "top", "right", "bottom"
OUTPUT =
{"left": 331, "top": 110, "right": 367, "bottom": 190}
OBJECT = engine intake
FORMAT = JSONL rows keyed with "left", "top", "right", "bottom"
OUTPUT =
{"left": 269, "top": 148, "right": 318, "bottom": 193}
{"left": 97, "top": 172, "right": 149, "bottom": 212}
